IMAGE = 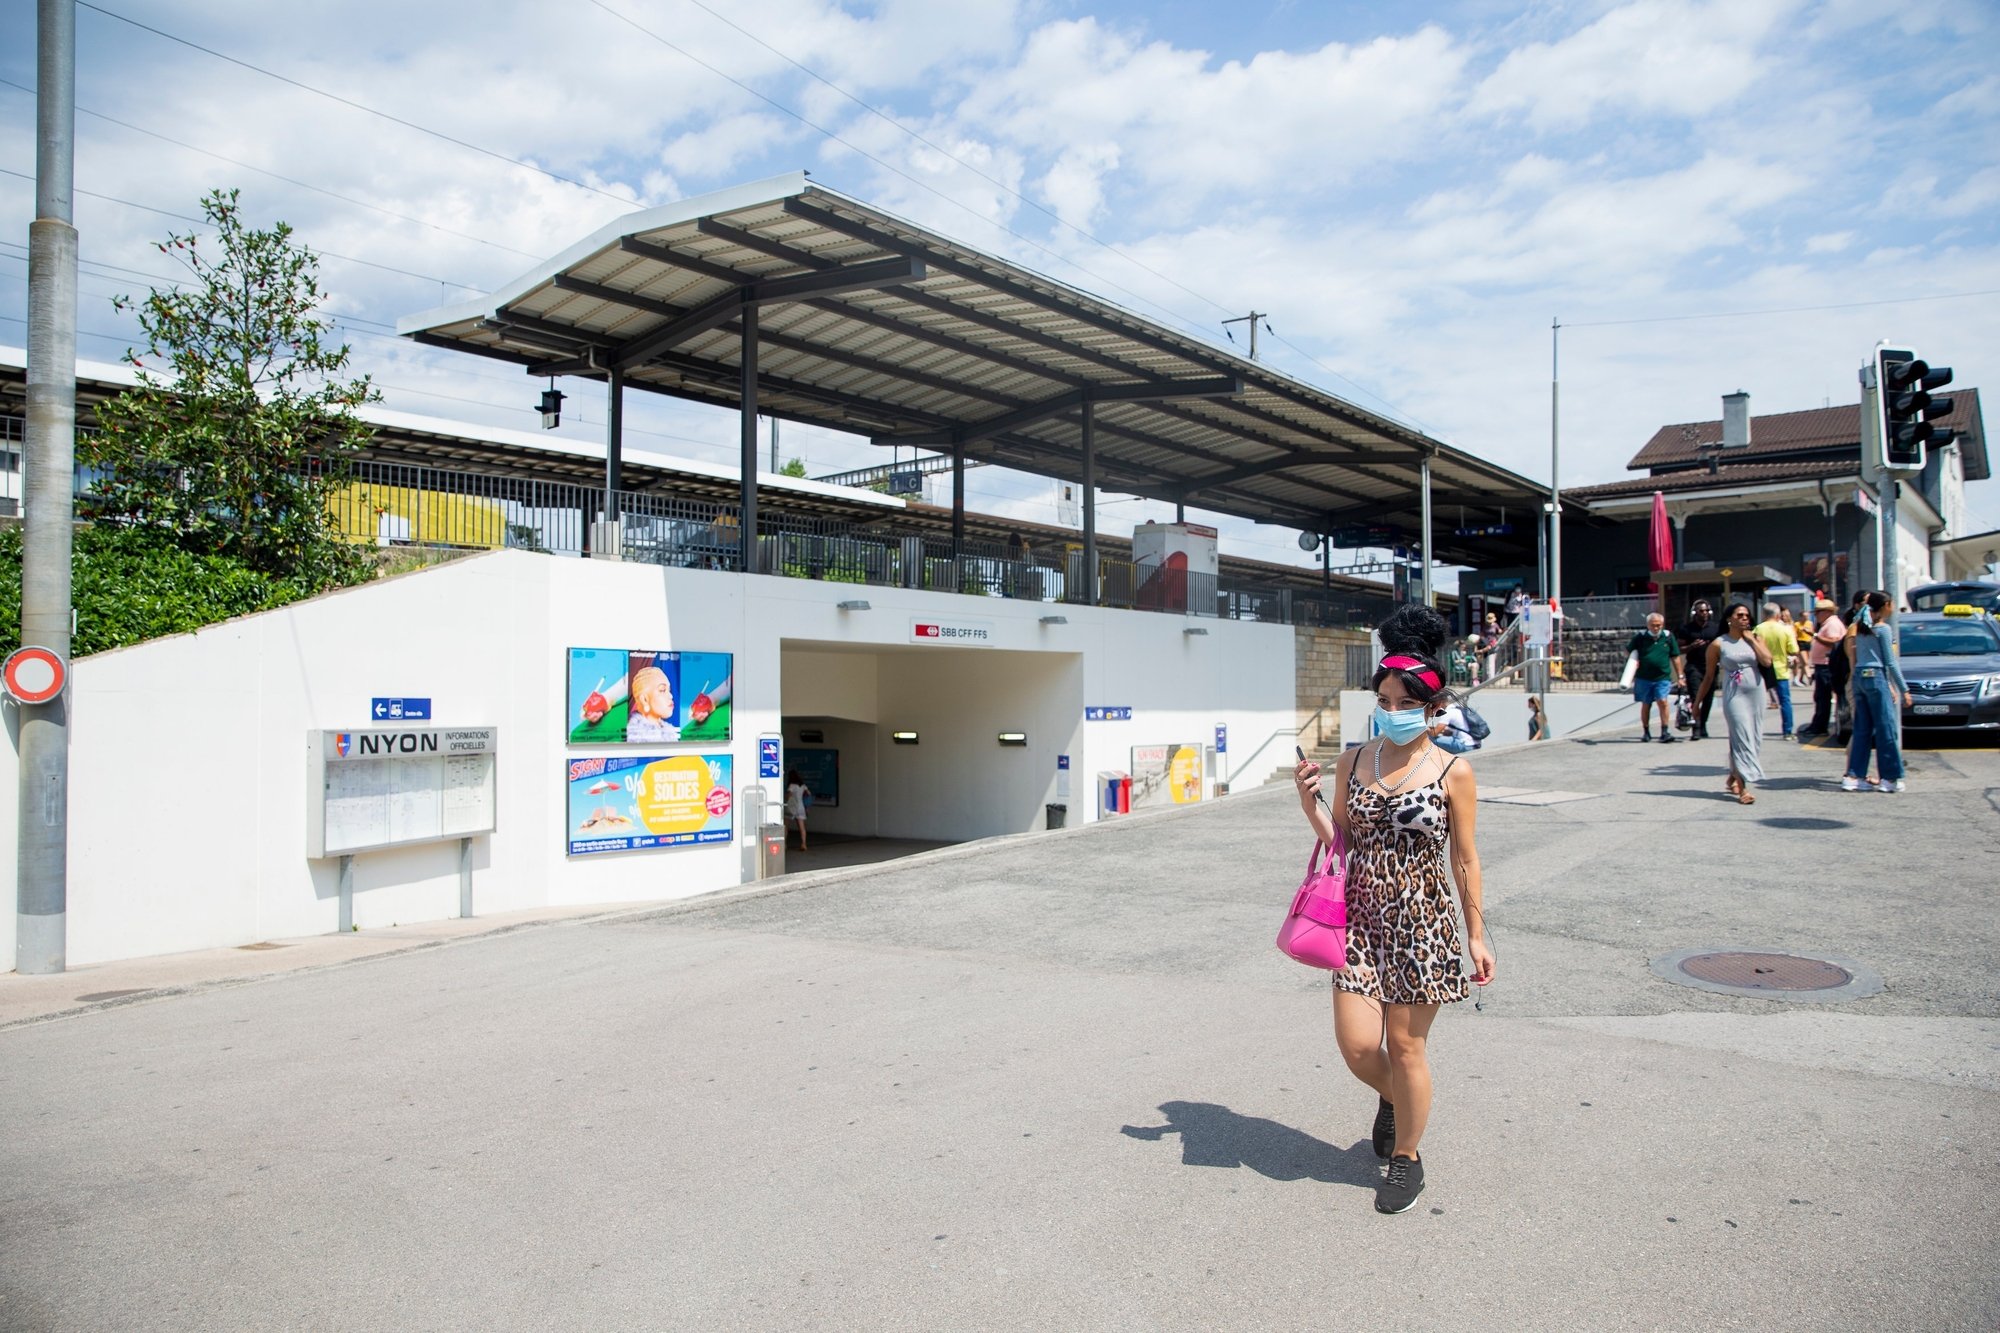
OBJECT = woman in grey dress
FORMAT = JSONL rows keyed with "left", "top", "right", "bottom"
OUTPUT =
{"left": 1696, "top": 602, "right": 1775, "bottom": 805}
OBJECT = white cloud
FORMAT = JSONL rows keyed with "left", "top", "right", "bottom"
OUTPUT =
{"left": 1470, "top": 0, "right": 1806, "bottom": 130}
{"left": 1039, "top": 142, "right": 1121, "bottom": 231}
{"left": 1804, "top": 231, "right": 1855, "bottom": 253}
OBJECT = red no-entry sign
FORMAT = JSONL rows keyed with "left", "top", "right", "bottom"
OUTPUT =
{"left": 3, "top": 645, "right": 67, "bottom": 704}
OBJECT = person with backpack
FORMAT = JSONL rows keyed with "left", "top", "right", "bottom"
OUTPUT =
{"left": 1797, "top": 598, "right": 1846, "bottom": 739}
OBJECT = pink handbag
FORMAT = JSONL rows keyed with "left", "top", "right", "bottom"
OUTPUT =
{"left": 1276, "top": 830, "right": 1348, "bottom": 970}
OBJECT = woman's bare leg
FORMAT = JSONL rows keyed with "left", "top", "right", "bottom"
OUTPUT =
{"left": 1384, "top": 1003, "right": 1441, "bottom": 1159}
{"left": 1332, "top": 989, "right": 1391, "bottom": 1099}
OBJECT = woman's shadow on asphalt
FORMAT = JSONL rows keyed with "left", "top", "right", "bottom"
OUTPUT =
{"left": 1121, "top": 1101, "right": 1380, "bottom": 1188}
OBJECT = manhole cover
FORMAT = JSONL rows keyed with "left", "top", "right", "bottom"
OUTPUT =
{"left": 1679, "top": 951, "right": 1851, "bottom": 991}
{"left": 75, "top": 989, "right": 150, "bottom": 1002}
{"left": 1649, "top": 947, "right": 1883, "bottom": 1003}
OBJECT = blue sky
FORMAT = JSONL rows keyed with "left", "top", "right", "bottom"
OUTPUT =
{"left": 2, "top": 0, "right": 1996, "bottom": 574}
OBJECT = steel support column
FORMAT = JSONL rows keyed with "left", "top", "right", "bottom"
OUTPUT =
{"left": 1419, "top": 455, "right": 1434, "bottom": 607}
{"left": 19, "top": 0, "right": 78, "bottom": 974}
{"left": 739, "top": 307, "right": 759, "bottom": 574}
{"left": 1081, "top": 396, "right": 1097, "bottom": 605}
{"left": 605, "top": 367, "right": 624, "bottom": 515}
{"left": 951, "top": 433, "right": 965, "bottom": 561}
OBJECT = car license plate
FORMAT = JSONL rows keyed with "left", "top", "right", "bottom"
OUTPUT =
{"left": 1912, "top": 703, "right": 1950, "bottom": 715}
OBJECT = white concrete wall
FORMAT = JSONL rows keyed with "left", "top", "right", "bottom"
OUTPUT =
{"left": 2, "top": 551, "right": 1294, "bottom": 968}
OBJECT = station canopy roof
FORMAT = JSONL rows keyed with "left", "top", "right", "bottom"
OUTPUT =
{"left": 400, "top": 173, "right": 1547, "bottom": 565}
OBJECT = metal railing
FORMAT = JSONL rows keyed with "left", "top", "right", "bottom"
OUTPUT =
{"left": 13, "top": 439, "right": 1412, "bottom": 629}
{"left": 1559, "top": 594, "right": 1656, "bottom": 630}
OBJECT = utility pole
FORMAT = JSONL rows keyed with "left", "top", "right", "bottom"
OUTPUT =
{"left": 1222, "top": 311, "right": 1269, "bottom": 361}
{"left": 769, "top": 416, "right": 780, "bottom": 475}
{"left": 1549, "top": 317, "right": 1563, "bottom": 610}
{"left": 18, "top": 0, "right": 78, "bottom": 974}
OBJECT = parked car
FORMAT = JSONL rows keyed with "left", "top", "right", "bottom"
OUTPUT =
{"left": 1897, "top": 607, "right": 2000, "bottom": 732}
{"left": 1907, "top": 580, "right": 2000, "bottom": 614}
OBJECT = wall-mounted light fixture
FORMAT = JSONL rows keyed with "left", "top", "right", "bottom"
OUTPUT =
{"left": 891, "top": 731, "right": 919, "bottom": 745}
{"left": 538, "top": 381, "right": 565, "bottom": 430}
{"left": 997, "top": 732, "right": 1027, "bottom": 747}
{"left": 799, "top": 729, "right": 824, "bottom": 744}
{"left": 1039, "top": 615, "right": 1068, "bottom": 625}
{"left": 837, "top": 599, "right": 872, "bottom": 611}
{"left": 1183, "top": 626, "right": 1209, "bottom": 636}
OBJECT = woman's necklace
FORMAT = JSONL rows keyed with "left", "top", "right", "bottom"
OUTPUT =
{"left": 1372, "top": 736, "right": 1434, "bottom": 794}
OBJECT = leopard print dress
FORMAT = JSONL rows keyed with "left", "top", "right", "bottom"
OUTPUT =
{"left": 1332, "top": 744, "right": 1471, "bottom": 1006}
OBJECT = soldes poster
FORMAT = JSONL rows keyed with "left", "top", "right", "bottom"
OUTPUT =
{"left": 567, "top": 648, "right": 733, "bottom": 744}
{"left": 566, "top": 753, "right": 734, "bottom": 856}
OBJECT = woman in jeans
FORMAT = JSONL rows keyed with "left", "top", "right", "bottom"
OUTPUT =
{"left": 1843, "top": 590, "right": 1909, "bottom": 792}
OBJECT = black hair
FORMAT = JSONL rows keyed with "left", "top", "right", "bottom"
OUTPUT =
{"left": 1371, "top": 603, "right": 1451, "bottom": 704}
{"left": 1855, "top": 589, "right": 1891, "bottom": 635}
{"left": 1721, "top": 600, "right": 1752, "bottom": 628}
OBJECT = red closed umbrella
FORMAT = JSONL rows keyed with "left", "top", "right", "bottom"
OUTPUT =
{"left": 1648, "top": 491, "right": 1674, "bottom": 596}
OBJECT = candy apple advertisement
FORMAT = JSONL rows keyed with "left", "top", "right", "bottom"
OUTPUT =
{"left": 567, "top": 648, "right": 732, "bottom": 744}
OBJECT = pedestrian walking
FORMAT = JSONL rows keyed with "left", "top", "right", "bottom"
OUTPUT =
{"left": 1627, "top": 612, "right": 1682, "bottom": 741}
{"left": 1753, "top": 603, "right": 1798, "bottom": 738}
{"left": 1800, "top": 592, "right": 1840, "bottom": 732}
{"left": 1291, "top": 604, "right": 1495, "bottom": 1216}
{"left": 1678, "top": 601, "right": 1721, "bottom": 739}
{"left": 783, "top": 769, "right": 812, "bottom": 851}
{"left": 1526, "top": 694, "right": 1549, "bottom": 741}
{"left": 1695, "top": 602, "right": 1774, "bottom": 805}
{"left": 1843, "top": 590, "right": 1909, "bottom": 793}
{"left": 1479, "top": 612, "right": 1503, "bottom": 681}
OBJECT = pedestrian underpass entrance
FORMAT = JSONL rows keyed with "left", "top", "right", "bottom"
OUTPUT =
{"left": 776, "top": 639, "right": 1083, "bottom": 872}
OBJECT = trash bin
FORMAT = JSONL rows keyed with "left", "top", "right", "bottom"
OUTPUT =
{"left": 758, "top": 823, "right": 786, "bottom": 878}
{"left": 1046, "top": 803, "right": 1067, "bottom": 830}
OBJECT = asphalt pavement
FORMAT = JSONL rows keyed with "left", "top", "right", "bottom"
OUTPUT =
{"left": 3, "top": 718, "right": 1996, "bottom": 1331}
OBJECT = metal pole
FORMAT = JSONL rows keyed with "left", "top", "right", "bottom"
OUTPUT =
{"left": 1549, "top": 317, "right": 1562, "bottom": 610}
{"left": 739, "top": 305, "right": 758, "bottom": 574}
{"left": 1419, "top": 454, "right": 1434, "bottom": 607}
{"left": 602, "top": 367, "right": 623, "bottom": 556}
{"left": 1080, "top": 396, "right": 1097, "bottom": 605}
{"left": 337, "top": 855, "right": 354, "bottom": 932}
{"left": 458, "top": 837, "right": 472, "bottom": 919}
{"left": 769, "top": 416, "right": 779, "bottom": 475}
{"left": 1881, "top": 478, "right": 1899, "bottom": 609}
{"left": 18, "top": 0, "right": 78, "bottom": 975}
{"left": 950, "top": 432, "right": 965, "bottom": 561}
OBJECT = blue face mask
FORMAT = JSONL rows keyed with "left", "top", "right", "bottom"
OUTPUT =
{"left": 1374, "top": 705, "right": 1433, "bottom": 745}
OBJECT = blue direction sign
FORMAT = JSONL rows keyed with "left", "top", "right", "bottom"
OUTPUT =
{"left": 1452, "top": 523, "right": 1515, "bottom": 539}
{"left": 371, "top": 697, "right": 431, "bottom": 721}
{"left": 759, "top": 736, "right": 783, "bottom": 780}
{"left": 1214, "top": 724, "right": 1227, "bottom": 754}
{"left": 1085, "top": 706, "right": 1133, "bottom": 722}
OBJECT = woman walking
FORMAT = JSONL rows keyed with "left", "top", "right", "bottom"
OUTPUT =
{"left": 1695, "top": 602, "right": 1774, "bottom": 805}
{"left": 783, "top": 769, "right": 811, "bottom": 851}
{"left": 1843, "top": 590, "right": 1909, "bottom": 792}
{"left": 1292, "top": 605, "right": 1496, "bottom": 1215}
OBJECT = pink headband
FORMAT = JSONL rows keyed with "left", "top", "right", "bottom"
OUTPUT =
{"left": 1379, "top": 654, "right": 1442, "bottom": 690}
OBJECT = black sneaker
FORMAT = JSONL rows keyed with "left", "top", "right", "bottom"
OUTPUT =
{"left": 1659, "top": 732, "right": 1677, "bottom": 743}
{"left": 1376, "top": 1154, "right": 1425, "bottom": 1214}
{"left": 1371, "top": 1098, "right": 1395, "bottom": 1159}
{"left": 1641, "top": 732, "right": 1653, "bottom": 742}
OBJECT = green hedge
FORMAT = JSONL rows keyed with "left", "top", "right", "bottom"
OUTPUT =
{"left": 0, "top": 526, "right": 324, "bottom": 659}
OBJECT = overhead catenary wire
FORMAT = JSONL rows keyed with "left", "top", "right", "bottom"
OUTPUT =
{"left": 0, "top": 78, "right": 544, "bottom": 261}
{"left": 74, "top": 0, "right": 643, "bottom": 210}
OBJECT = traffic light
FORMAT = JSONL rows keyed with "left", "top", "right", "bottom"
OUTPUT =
{"left": 1876, "top": 345, "right": 1955, "bottom": 471}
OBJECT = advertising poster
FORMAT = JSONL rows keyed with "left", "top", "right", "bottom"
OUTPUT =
{"left": 786, "top": 747, "right": 839, "bottom": 809}
{"left": 1130, "top": 743, "right": 1205, "bottom": 810}
{"left": 567, "top": 648, "right": 734, "bottom": 744}
{"left": 567, "top": 753, "right": 734, "bottom": 856}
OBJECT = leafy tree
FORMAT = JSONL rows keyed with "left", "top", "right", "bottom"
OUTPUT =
{"left": 85, "top": 188, "right": 378, "bottom": 589}
{"left": 779, "top": 458, "right": 808, "bottom": 478}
